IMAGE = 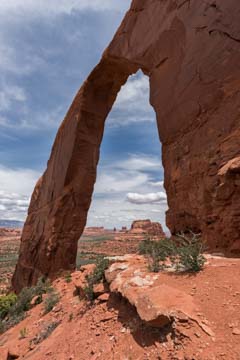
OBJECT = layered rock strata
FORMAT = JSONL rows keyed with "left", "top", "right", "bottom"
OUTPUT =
{"left": 13, "top": 0, "right": 240, "bottom": 291}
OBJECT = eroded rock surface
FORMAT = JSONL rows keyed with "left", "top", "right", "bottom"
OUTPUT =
{"left": 105, "top": 255, "right": 199, "bottom": 328}
{"left": 13, "top": 0, "right": 240, "bottom": 291}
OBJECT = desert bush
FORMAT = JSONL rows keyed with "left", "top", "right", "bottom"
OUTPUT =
{"left": 139, "top": 238, "right": 177, "bottom": 260}
{"left": 139, "top": 238, "right": 178, "bottom": 272}
{"left": 43, "top": 290, "right": 59, "bottom": 314}
{"left": 0, "top": 293, "right": 17, "bottom": 320}
{"left": 177, "top": 232, "right": 206, "bottom": 272}
{"left": 0, "top": 277, "right": 54, "bottom": 334}
{"left": 9, "top": 277, "right": 52, "bottom": 317}
{"left": 83, "top": 256, "right": 109, "bottom": 302}
{"left": 9, "top": 287, "right": 34, "bottom": 316}
{"left": 139, "top": 233, "right": 205, "bottom": 273}
{"left": 34, "top": 277, "right": 52, "bottom": 297}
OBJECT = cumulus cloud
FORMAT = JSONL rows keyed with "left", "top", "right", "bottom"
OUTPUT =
{"left": 126, "top": 192, "right": 167, "bottom": 204}
{"left": 0, "top": 166, "right": 40, "bottom": 220}
{"left": 94, "top": 154, "right": 163, "bottom": 196}
{"left": 115, "top": 154, "right": 161, "bottom": 172}
{"left": 95, "top": 171, "right": 149, "bottom": 195}
{"left": 108, "top": 72, "right": 156, "bottom": 126}
{"left": 87, "top": 154, "right": 168, "bottom": 230}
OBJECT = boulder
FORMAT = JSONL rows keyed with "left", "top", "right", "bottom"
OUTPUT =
{"left": 105, "top": 256, "right": 196, "bottom": 328}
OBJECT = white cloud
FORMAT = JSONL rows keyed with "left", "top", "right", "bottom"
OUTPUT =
{"left": 115, "top": 154, "right": 161, "bottom": 172}
{"left": 108, "top": 72, "right": 156, "bottom": 127}
{"left": 0, "top": 84, "right": 26, "bottom": 111}
{"left": 94, "top": 154, "right": 163, "bottom": 195}
{"left": 126, "top": 192, "right": 167, "bottom": 204}
{"left": 0, "top": 166, "right": 39, "bottom": 194}
{"left": 0, "top": 0, "right": 130, "bottom": 17}
{"left": 0, "top": 166, "right": 40, "bottom": 220}
{"left": 149, "top": 180, "right": 164, "bottom": 187}
{"left": 116, "top": 75, "right": 149, "bottom": 108}
{"left": 87, "top": 153, "right": 168, "bottom": 230}
{"left": 95, "top": 171, "right": 149, "bottom": 194}
{"left": 0, "top": 40, "right": 46, "bottom": 75}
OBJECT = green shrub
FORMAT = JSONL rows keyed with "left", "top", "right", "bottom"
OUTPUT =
{"left": 139, "top": 233, "right": 206, "bottom": 273}
{"left": 9, "top": 277, "right": 52, "bottom": 317}
{"left": 139, "top": 238, "right": 177, "bottom": 261}
{"left": 0, "top": 293, "right": 17, "bottom": 320}
{"left": 9, "top": 287, "right": 34, "bottom": 316}
{"left": 0, "top": 277, "right": 54, "bottom": 334}
{"left": 177, "top": 233, "right": 206, "bottom": 272}
{"left": 43, "top": 290, "right": 59, "bottom": 314}
{"left": 83, "top": 256, "right": 109, "bottom": 302}
{"left": 34, "top": 277, "right": 52, "bottom": 297}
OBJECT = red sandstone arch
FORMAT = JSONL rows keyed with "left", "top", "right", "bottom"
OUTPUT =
{"left": 13, "top": 0, "right": 240, "bottom": 292}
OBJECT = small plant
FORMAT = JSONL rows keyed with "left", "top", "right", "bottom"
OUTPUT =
{"left": 0, "top": 293, "right": 17, "bottom": 320}
{"left": 31, "top": 321, "right": 60, "bottom": 345}
{"left": 65, "top": 273, "right": 72, "bottom": 283}
{"left": 148, "top": 252, "right": 161, "bottom": 273}
{"left": 0, "top": 277, "right": 54, "bottom": 334}
{"left": 19, "top": 327, "right": 27, "bottom": 339}
{"left": 68, "top": 313, "right": 73, "bottom": 322}
{"left": 43, "top": 290, "right": 59, "bottom": 314}
{"left": 177, "top": 232, "right": 206, "bottom": 272}
{"left": 9, "top": 287, "right": 34, "bottom": 317}
{"left": 9, "top": 277, "right": 52, "bottom": 318}
{"left": 139, "top": 232, "right": 206, "bottom": 274}
{"left": 83, "top": 256, "right": 109, "bottom": 302}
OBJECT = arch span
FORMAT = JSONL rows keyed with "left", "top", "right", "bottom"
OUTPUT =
{"left": 13, "top": 0, "right": 240, "bottom": 291}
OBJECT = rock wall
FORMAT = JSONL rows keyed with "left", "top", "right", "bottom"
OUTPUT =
{"left": 13, "top": 0, "right": 240, "bottom": 291}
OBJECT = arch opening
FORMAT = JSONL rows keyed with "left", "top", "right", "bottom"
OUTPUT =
{"left": 87, "top": 70, "right": 168, "bottom": 232}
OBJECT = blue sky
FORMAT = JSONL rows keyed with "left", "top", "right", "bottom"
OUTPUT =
{"left": 0, "top": 0, "right": 168, "bottom": 230}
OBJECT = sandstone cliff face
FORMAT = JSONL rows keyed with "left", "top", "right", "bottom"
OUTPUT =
{"left": 13, "top": 0, "right": 240, "bottom": 291}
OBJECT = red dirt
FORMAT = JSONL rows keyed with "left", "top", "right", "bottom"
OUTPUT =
{"left": 1, "top": 255, "right": 240, "bottom": 360}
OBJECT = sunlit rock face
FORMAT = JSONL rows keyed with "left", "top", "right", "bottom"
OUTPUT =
{"left": 13, "top": 0, "right": 240, "bottom": 292}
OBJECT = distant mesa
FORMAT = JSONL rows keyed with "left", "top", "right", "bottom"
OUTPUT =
{"left": 83, "top": 226, "right": 106, "bottom": 235}
{"left": 121, "top": 226, "right": 127, "bottom": 232}
{"left": 82, "top": 221, "right": 165, "bottom": 237}
{"left": 0, "top": 227, "right": 22, "bottom": 237}
{"left": 130, "top": 219, "right": 165, "bottom": 237}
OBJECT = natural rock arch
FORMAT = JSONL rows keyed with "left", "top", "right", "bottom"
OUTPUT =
{"left": 13, "top": 0, "right": 240, "bottom": 292}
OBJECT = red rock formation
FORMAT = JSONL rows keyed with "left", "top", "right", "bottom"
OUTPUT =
{"left": 13, "top": 0, "right": 240, "bottom": 291}
{"left": 130, "top": 219, "right": 165, "bottom": 237}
